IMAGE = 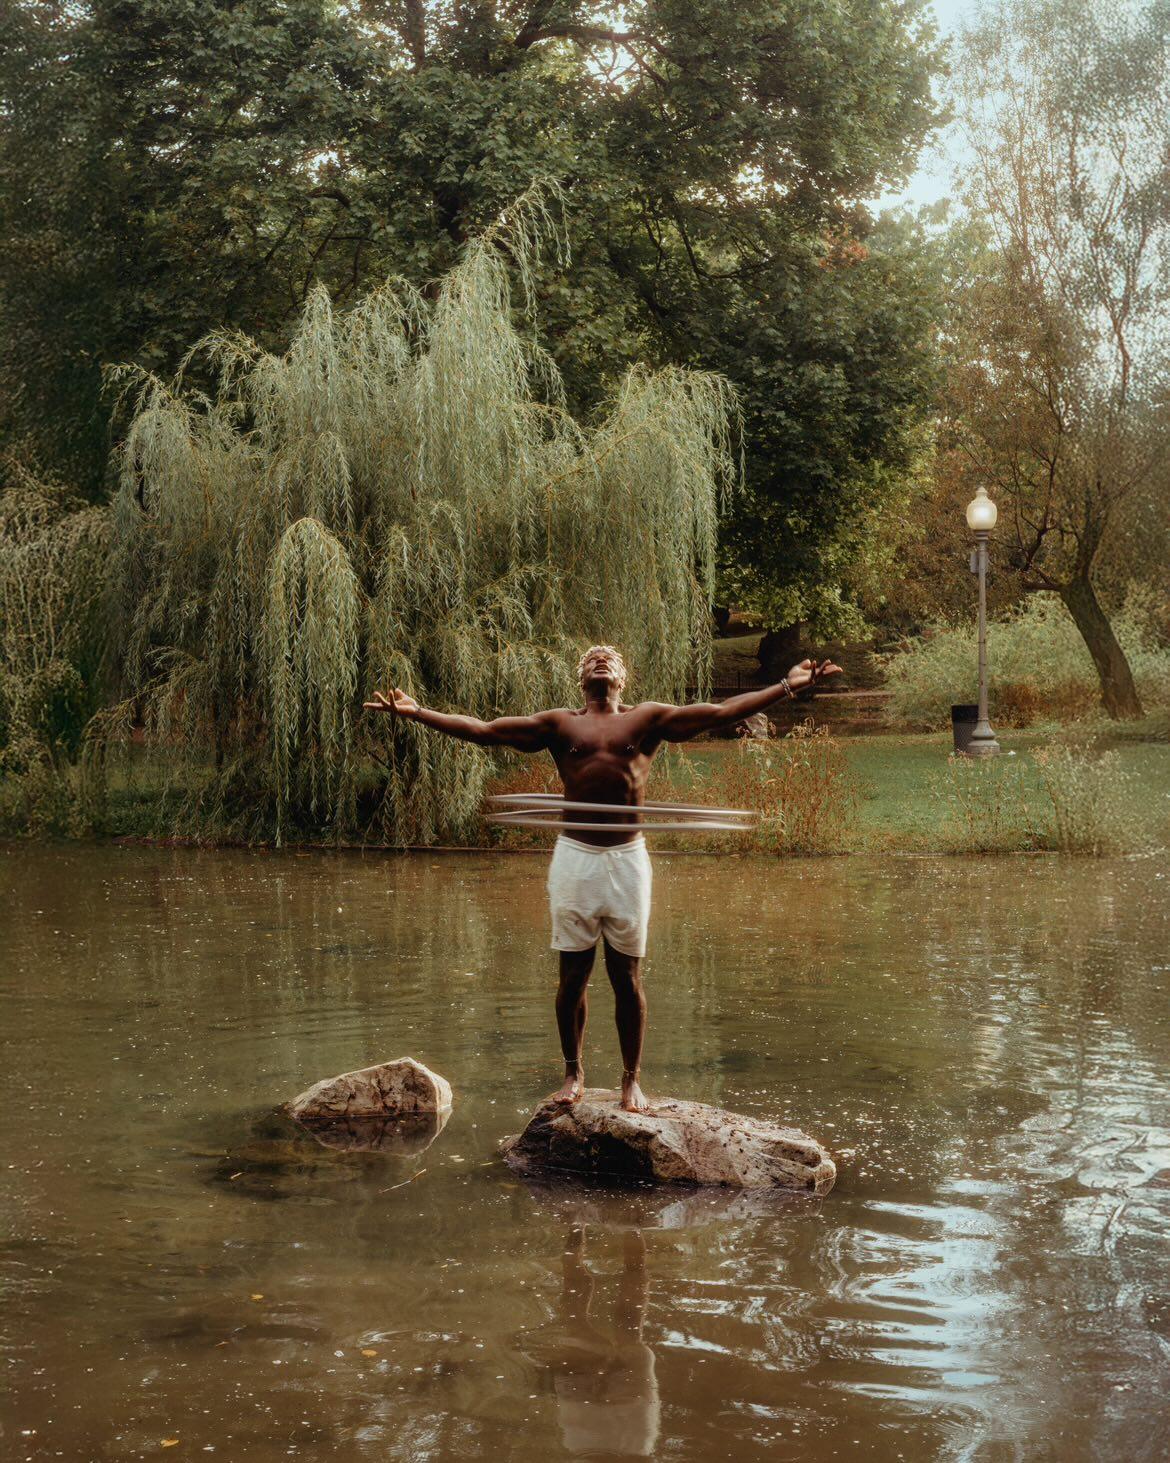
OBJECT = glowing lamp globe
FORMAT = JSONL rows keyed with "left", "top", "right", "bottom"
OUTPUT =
{"left": 966, "top": 485, "right": 998, "bottom": 532}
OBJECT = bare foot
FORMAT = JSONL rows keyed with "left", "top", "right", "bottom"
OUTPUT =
{"left": 620, "top": 1072, "right": 650, "bottom": 1113}
{"left": 550, "top": 1065, "right": 584, "bottom": 1105}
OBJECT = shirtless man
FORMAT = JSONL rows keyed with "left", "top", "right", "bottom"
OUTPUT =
{"left": 364, "top": 645, "right": 841, "bottom": 1112}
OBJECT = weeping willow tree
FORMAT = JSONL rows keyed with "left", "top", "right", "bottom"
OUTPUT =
{"left": 0, "top": 452, "right": 109, "bottom": 832}
{"left": 103, "top": 188, "right": 739, "bottom": 843}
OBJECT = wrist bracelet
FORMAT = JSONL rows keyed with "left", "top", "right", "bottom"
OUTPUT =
{"left": 780, "top": 678, "right": 791, "bottom": 699}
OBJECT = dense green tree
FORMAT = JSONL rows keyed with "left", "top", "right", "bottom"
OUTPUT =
{"left": 1, "top": 0, "right": 942, "bottom": 623}
{"left": 716, "top": 209, "right": 943, "bottom": 647}
{"left": 0, "top": 0, "right": 374, "bottom": 485}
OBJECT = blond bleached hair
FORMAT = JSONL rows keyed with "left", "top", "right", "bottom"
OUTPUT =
{"left": 577, "top": 644, "right": 628, "bottom": 690}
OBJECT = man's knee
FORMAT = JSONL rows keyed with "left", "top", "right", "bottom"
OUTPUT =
{"left": 603, "top": 945, "right": 643, "bottom": 992}
{"left": 558, "top": 949, "right": 595, "bottom": 991}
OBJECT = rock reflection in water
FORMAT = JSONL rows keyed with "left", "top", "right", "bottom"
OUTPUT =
{"left": 293, "top": 1107, "right": 450, "bottom": 1156}
{"left": 513, "top": 1172, "right": 820, "bottom": 1230}
{"left": 203, "top": 1106, "right": 446, "bottom": 1200}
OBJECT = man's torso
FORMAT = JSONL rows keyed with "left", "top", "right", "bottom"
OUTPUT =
{"left": 544, "top": 704, "right": 662, "bottom": 846}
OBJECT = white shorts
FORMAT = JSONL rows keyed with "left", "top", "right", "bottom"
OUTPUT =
{"left": 547, "top": 834, "right": 653, "bottom": 959}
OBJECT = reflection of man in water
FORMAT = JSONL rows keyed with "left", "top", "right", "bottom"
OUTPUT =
{"left": 545, "top": 1226, "right": 660, "bottom": 1459}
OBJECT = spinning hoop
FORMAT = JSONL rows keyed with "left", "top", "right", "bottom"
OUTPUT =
{"left": 486, "top": 793, "right": 755, "bottom": 834}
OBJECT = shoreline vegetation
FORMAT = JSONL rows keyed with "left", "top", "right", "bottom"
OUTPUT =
{"left": 9, "top": 719, "right": 1166, "bottom": 858}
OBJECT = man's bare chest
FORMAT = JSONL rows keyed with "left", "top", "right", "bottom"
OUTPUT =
{"left": 556, "top": 714, "right": 648, "bottom": 762}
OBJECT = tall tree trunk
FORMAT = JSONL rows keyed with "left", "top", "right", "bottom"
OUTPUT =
{"left": 1059, "top": 576, "right": 1144, "bottom": 719}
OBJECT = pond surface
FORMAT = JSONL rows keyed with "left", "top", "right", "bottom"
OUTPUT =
{"left": 3, "top": 845, "right": 1170, "bottom": 1462}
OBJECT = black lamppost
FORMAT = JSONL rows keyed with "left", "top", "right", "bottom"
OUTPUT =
{"left": 965, "top": 485, "right": 1000, "bottom": 757}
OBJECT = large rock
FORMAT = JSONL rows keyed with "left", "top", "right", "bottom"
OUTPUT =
{"left": 289, "top": 1057, "right": 452, "bottom": 1123}
{"left": 501, "top": 1090, "right": 835, "bottom": 1195}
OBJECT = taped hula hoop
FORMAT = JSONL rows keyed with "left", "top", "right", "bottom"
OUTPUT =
{"left": 486, "top": 792, "right": 756, "bottom": 833}
{"left": 488, "top": 793, "right": 753, "bottom": 819}
{"left": 486, "top": 815, "right": 753, "bottom": 832}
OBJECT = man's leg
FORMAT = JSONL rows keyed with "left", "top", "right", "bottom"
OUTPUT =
{"left": 615, "top": 1230, "right": 649, "bottom": 1340}
{"left": 603, "top": 940, "right": 649, "bottom": 1113}
{"left": 561, "top": 1226, "right": 594, "bottom": 1328}
{"left": 552, "top": 947, "right": 595, "bottom": 1104}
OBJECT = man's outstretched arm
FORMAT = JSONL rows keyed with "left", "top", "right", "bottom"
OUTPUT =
{"left": 651, "top": 659, "right": 843, "bottom": 742}
{"left": 364, "top": 689, "right": 554, "bottom": 752}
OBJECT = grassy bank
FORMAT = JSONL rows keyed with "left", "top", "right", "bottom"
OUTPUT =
{"left": 612, "top": 721, "right": 1170, "bottom": 855}
{"left": 844, "top": 722, "right": 1169, "bottom": 852}
{"left": 20, "top": 716, "right": 1167, "bottom": 856}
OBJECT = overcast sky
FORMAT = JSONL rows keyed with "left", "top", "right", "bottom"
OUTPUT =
{"left": 877, "top": 0, "right": 981, "bottom": 212}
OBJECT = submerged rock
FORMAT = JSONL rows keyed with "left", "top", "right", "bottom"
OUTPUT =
{"left": 289, "top": 1057, "right": 452, "bottom": 1123}
{"left": 500, "top": 1090, "right": 835, "bottom": 1195}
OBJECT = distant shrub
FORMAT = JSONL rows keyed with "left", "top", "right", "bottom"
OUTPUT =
{"left": 479, "top": 755, "right": 563, "bottom": 848}
{"left": 1030, "top": 742, "right": 1139, "bottom": 854}
{"left": 932, "top": 737, "right": 1150, "bottom": 856}
{"left": 0, "top": 740, "right": 90, "bottom": 837}
{"left": 933, "top": 755, "right": 1035, "bottom": 853}
{"left": 881, "top": 592, "right": 1170, "bottom": 729}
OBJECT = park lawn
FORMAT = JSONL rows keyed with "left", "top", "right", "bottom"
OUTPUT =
{"left": 842, "top": 722, "right": 1170, "bottom": 851}
{"left": 844, "top": 731, "right": 1046, "bottom": 849}
{"left": 844, "top": 732, "right": 1052, "bottom": 849}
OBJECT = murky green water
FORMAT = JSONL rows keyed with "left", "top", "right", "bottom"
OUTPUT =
{"left": 3, "top": 845, "right": 1170, "bottom": 1462}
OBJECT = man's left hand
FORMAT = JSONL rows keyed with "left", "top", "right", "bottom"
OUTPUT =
{"left": 786, "top": 658, "right": 844, "bottom": 695}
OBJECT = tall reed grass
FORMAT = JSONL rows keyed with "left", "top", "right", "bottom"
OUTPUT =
{"left": 1031, "top": 742, "right": 1139, "bottom": 854}
{"left": 932, "top": 755, "right": 1034, "bottom": 853}
{"left": 933, "top": 735, "right": 1151, "bottom": 854}
{"left": 699, "top": 725, "right": 860, "bottom": 854}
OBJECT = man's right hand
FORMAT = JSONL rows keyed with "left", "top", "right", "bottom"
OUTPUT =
{"left": 363, "top": 688, "right": 419, "bottom": 718}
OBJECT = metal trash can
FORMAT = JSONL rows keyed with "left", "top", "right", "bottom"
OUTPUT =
{"left": 951, "top": 703, "right": 979, "bottom": 755}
